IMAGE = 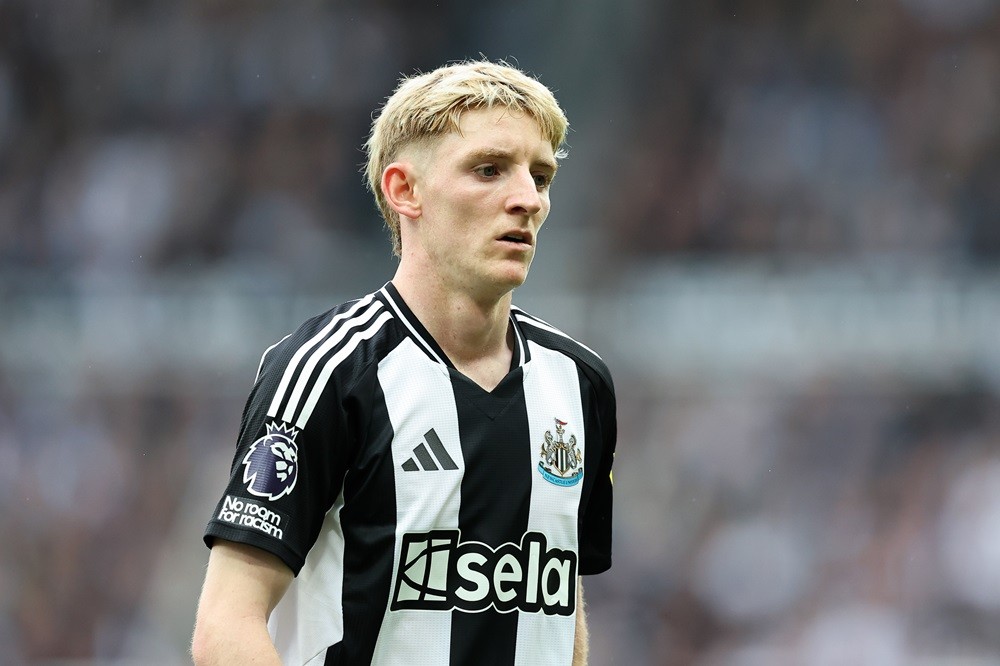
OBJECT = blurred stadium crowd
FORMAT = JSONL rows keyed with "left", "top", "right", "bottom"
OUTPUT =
{"left": 1, "top": 1, "right": 999, "bottom": 664}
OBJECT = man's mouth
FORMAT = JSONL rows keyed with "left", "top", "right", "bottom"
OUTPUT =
{"left": 498, "top": 231, "right": 532, "bottom": 246}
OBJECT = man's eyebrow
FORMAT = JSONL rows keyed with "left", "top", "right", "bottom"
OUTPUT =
{"left": 536, "top": 156, "right": 559, "bottom": 174}
{"left": 465, "top": 148, "right": 559, "bottom": 173}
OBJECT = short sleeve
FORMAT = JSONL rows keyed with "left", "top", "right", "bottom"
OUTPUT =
{"left": 577, "top": 365, "right": 617, "bottom": 575}
{"left": 203, "top": 329, "right": 352, "bottom": 575}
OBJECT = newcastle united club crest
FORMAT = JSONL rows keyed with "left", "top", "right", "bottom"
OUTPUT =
{"left": 538, "top": 418, "right": 583, "bottom": 487}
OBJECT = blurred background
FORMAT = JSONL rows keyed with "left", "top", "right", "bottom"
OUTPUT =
{"left": 1, "top": 0, "right": 999, "bottom": 664}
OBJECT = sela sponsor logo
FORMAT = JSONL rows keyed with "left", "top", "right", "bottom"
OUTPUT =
{"left": 242, "top": 421, "right": 299, "bottom": 500}
{"left": 390, "top": 530, "right": 577, "bottom": 616}
{"left": 216, "top": 495, "right": 288, "bottom": 540}
{"left": 538, "top": 418, "right": 583, "bottom": 487}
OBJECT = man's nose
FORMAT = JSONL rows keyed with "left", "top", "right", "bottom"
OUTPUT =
{"left": 505, "top": 168, "right": 543, "bottom": 216}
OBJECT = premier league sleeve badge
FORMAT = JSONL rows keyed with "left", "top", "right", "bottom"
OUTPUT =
{"left": 242, "top": 421, "right": 300, "bottom": 501}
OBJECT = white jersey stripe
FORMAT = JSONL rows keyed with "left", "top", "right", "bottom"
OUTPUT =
{"left": 282, "top": 301, "right": 386, "bottom": 425}
{"left": 267, "top": 294, "right": 377, "bottom": 419}
{"left": 267, "top": 488, "right": 349, "bottom": 664}
{"left": 515, "top": 342, "right": 585, "bottom": 666}
{"left": 371, "top": 338, "right": 463, "bottom": 665}
{"left": 295, "top": 310, "right": 394, "bottom": 429}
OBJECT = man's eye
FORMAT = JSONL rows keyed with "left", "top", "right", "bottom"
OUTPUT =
{"left": 476, "top": 165, "right": 499, "bottom": 178}
{"left": 533, "top": 173, "right": 551, "bottom": 188}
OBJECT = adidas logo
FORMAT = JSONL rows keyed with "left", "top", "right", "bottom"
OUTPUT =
{"left": 402, "top": 429, "right": 458, "bottom": 471}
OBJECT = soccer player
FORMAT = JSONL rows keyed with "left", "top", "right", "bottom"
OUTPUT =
{"left": 192, "top": 60, "right": 617, "bottom": 666}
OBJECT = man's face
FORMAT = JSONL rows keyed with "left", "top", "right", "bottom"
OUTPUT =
{"left": 408, "top": 107, "right": 557, "bottom": 300}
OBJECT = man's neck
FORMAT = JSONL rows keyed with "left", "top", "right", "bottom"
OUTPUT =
{"left": 391, "top": 267, "right": 514, "bottom": 389}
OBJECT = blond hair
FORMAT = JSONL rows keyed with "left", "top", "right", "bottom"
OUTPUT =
{"left": 364, "top": 60, "right": 569, "bottom": 255}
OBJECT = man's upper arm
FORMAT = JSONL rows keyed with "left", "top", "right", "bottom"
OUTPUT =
{"left": 199, "top": 539, "right": 293, "bottom": 619}
{"left": 193, "top": 539, "right": 294, "bottom": 664}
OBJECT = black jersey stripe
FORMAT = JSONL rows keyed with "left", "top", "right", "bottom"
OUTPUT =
{"left": 267, "top": 294, "right": 378, "bottom": 419}
{"left": 450, "top": 367, "right": 532, "bottom": 665}
{"left": 333, "top": 376, "right": 398, "bottom": 665}
{"left": 294, "top": 310, "right": 393, "bottom": 428}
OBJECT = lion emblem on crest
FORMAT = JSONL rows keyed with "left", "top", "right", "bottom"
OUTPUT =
{"left": 242, "top": 421, "right": 300, "bottom": 500}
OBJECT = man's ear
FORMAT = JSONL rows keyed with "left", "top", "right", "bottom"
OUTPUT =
{"left": 382, "top": 162, "right": 421, "bottom": 221}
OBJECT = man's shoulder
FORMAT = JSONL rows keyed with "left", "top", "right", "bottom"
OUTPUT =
{"left": 256, "top": 287, "right": 399, "bottom": 385}
{"left": 512, "top": 306, "right": 614, "bottom": 393}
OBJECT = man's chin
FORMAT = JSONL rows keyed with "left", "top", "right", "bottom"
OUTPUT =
{"left": 469, "top": 258, "right": 532, "bottom": 299}
{"left": 496, "top": 265, "right": 530, "bottom": 291}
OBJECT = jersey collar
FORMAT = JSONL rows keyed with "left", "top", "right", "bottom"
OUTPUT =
{"left": 378, "top": 281, "right": 528, "bottom": 371}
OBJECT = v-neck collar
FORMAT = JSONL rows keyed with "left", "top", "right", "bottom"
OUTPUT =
{"left": 377, "top": 281, "right": 530, "bottom": 376}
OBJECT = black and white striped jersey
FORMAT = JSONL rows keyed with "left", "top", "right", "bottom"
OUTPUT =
{"left": 204, "top": 282, "right": 616, "bottom": 666}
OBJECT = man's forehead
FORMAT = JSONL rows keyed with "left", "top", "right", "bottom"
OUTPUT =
{"left": 398, "top": 107, "right": 556, "bottom": 169}
{"left": 449, "top": 108, "right": 555, "bottom": 159}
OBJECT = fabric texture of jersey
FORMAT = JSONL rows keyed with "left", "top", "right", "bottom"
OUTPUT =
{"left": 204, "top": 282, "right": 616, "bottom": 666}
